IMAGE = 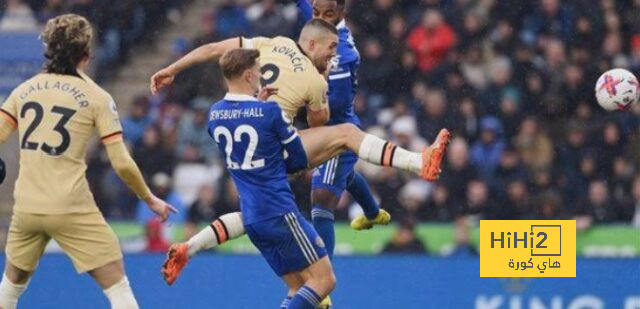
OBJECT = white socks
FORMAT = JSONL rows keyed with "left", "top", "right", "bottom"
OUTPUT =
{"left": 187, "top": 212, "right": 246, "bottom": 257}
{"left": 187, "top": 226, "right": 216, "bottom": 257}
{"left": 0, "top": 273, "right": 28, "bottom": 309}
{"left": 357, "top": 134, "right": 422, "bottom": 173}
{"left": 103, "top": 277, "right": 139, "bottom": 309}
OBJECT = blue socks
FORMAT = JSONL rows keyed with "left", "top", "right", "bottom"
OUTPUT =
{"left": 281, "top": 296, "right": 292, "bottom": 308}
{"left": 347, "top": 172, "right": 381, "bottom": 220}
{"left": 311, "top": 206, "right": 335, "bottom": 259}
{"left": 288, "top": 286, "right": 322, "bottom": 309}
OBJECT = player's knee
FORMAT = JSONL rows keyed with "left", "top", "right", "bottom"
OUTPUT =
{"left": 3, "top": 265, "right": 31, "bottom": 286}
{"left": 311, "top": 189, "right": 338, "bottom": 211}
{"left": 335, "top": 123, "right": 358, "bottom": 138}
{"left": 322, "top": 271, "right": 337, "bottom": 293}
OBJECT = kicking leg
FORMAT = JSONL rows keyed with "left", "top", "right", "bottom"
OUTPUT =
{"left": 299, "top": 124, "right": 450, "bottom": 181}
{"left": 162, "top": 212, "right": 245, "bottom": 285}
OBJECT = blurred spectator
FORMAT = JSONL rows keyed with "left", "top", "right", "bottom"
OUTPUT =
{"left": 184, "top": 184, "right": 221, "bottom": 239}
{"left": 452, "top": 96, "right": 480, "bottom": 141}
{"left": 448, "top": 217, "right": 478, "bottom": 257}
{"left": 122, "top": 96, "right": 153, "bottom": 147}
{"left": 416, "top": 89, "right": 452, "bottom": 141}
{"left": 513, "top": 117, "right": 554, "bottom": 171}
{"left": 390, "top": 116, "right": 426, "bottom": 152}
{"left": 493, "top": 146, "right": 528, "bottom": 191}
{"left": 176, "top": 98, "right": 218, "bottom": 162}
{"left": 632, "top": 176, "right": 640, "bottom": 227}
{"left": 397, "top": 179, "right": 431, "bottom": 220}
{"left": 360, "top": 38, "right": 395, "bottom": 96}
{"left": 173, "top": 154, "right": 222, "bottom": 206}
{"left": 246, "top": 0, "right": 292, "bottom": 37}
{"left": 133, "top": 125, "right": 176, "bottom": 180}
{"left": 520, "top": 0, "right": 575, "bottom": 45}
{"left": 500, "top": 179, "right": 533, "bottom": 220}
{"left": 440, "top": 138, "right": 478, "bottom": 205}
{"left": 478, "top": 56, "right": 518, "bottom": 115}
{"left": 533, "top": 190, "right": 564, "bottom": 220}
{"left": 575, "top": 180, "right": 620, "bottom": 231}
{"left": 424, "top": 184, "right": 455, "bottom": 222}
{"left": 406, "top": 9, "right": 457, "bottom": 73}
{"left": 136, "top": 173, "right": 186, "bottom": 224}
{"left": 470, "top": 117, "right": 506, "bottom": 181}
{"left": 0, "top": 0, "right": 38, "bottom": 31}
{"left": 597, "top": 121, "right": 626, "bottom": 174}
{"left": 462, "top": 179, "right": 494, "bottom": 219}
{"left": 382, "top": 218, "right": 427, "bottom": 254}
{"left": 215, "top": 0, "right": 252, "bottom": 38}
{"left": 145, "top": 218, "right": 170, "bottom": 252}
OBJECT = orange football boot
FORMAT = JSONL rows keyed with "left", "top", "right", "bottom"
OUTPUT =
{"left": 162, "top": 243, "right": 189, "bottom": 285}
{"left": 421, "top": 128, "right": 451, "bottom": 181}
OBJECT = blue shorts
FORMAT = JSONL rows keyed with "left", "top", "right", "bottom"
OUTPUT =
{"left": 245, "top": 212, "right": 328, "bottom": 276}
{"left": 311, "top": 151, "right": 358, "bottom": 197}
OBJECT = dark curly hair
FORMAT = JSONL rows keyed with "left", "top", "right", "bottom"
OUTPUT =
{"left": 40, "top": 14, "right": 92, "bottom": 76}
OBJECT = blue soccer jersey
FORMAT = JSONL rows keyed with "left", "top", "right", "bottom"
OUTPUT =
{"left": 326, "top": 20, "right": 361, "bottom": 126}
{"left": 209, "top": 94, "right": 327, "bottom": 275}
{"left": 208, "top": 94, "right": 307, "bottom": 225}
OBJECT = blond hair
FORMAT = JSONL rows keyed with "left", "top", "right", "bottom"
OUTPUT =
{"left": 41, "top": 14, "right": 92, "bottom": 75}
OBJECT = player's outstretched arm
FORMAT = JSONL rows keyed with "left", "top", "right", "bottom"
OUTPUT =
{"left": 295, "top": 0, "right": 313, "bottom": 22}
{"left": 105, "top": 140, "right": 177, "bottom": 221}
{"left": 150, "top": 37, "right": 241, "bottom": 94}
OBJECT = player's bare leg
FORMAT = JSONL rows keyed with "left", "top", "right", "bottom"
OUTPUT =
{"left": 0, "top": 262, "right": 31, "bottom": 309}
{"left": 162, "top": 212, "right": 245, "bottom": 285}
{"left": 166, "top": 125, "right": 450, "bottom": 280}
{"left": 89, "top": 259, "right": 139, "bottom": 308}
{"left": 299, "top": 124, "right": 451, "bottom": 181}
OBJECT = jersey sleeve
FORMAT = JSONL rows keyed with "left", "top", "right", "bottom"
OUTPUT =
{"left": 306, "top": 76, "right": 329, "bottom": 112}
{"left": 240, "top": 36, "right": 269, "bottom": 50}
{"left": 296, "top": 0, "right": 313, "bottom": 21}
{"left": 269, "top": 103, "right": 308, "bottom": 173}
{"left": 0, "top": 91, "right": 18, "bottom": 129}
{"left": 328, "top": 61, "right": 355, "bottom": 100}
{"left": 270, "top": 103, "right": 298, "bottom": 144}
{"left": 95, "top": 94, "right": 124, "bottom": 144}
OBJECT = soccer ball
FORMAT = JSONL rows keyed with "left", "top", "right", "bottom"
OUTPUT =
{"left": 595, "top": 68, "right": 639, "bottom": 111}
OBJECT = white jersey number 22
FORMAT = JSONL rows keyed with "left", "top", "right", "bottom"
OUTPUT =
{"left": 214, "top": 125, "right": 265, "bottom": 170}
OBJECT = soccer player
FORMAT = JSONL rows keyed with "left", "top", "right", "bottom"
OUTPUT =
{"left": 297, "top": 0, "right": 389, "bottom": 258}
{"left": 152, "top": 19, "right": 334, "bottom": 128}
{"left": 208, "top": 48, "right": 334, "bottom": 309}
{"left": 153, "top": 19, "right": 450, "bottom": 285}
{"left": 0, "top": 14, "right": 176, "bottom": 309}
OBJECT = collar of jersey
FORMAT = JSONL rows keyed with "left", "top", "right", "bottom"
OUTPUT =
{"left": 296, "top": 43, "right": 310, "bottom": 59}
{"left": 224, "top": 93, "right": 259, "bottom": 102}
{"left": 337, "top": 19, "right": 347, "bottom": 30}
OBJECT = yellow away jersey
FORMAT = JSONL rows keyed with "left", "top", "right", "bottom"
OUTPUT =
{"left": 0, "top": 72, "right": 123, "bottom": 214}
{"left": 241, "top": 36, "right": 328, "bottom": 120}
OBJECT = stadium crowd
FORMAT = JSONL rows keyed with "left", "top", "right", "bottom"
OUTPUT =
{"left": 0, "top": 0, "right": 186, "bottom": 81}
{"left": 3, "top": 0, "right": 640, "bottom": 251}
